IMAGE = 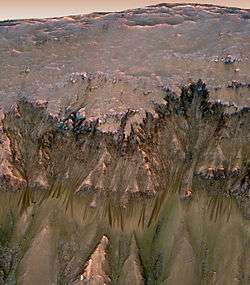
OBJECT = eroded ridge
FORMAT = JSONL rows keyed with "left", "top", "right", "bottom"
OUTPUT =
{"left": 0, "top": 80, "right": 249, "bottom": 217}
{"left": 0, "top": 79, "right": 249, "bottom": 285}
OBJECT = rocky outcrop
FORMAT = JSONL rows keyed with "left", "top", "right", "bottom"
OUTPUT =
{"left": 75, "top": 236, "right": 110, "bottom": 285}
{"left": 0, "top": 77, "right": 249, "bottom": 285}
{"left": 0, "top": 3, "right": 250, "bottom": 284}
{"left": 0, "top": 107, "right": 26, "bottom": 190}
{"left": 0, "top": 79, "right": 248, "bottom": 224}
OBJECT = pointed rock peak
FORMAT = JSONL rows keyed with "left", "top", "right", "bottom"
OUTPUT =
{"left": 118, "top": 235, "right": 144, "bottom": 285}
{"left": 79, "top": 235, "right": 110, "bottom": 284}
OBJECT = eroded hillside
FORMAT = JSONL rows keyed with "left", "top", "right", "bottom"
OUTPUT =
{"left": 0, "top": 3, "right": 250, "bottom": 285}
{"left": 0, "top": 78, "right": 249, "bottom": 284}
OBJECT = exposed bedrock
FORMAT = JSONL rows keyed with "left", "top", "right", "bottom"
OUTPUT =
{"left": 0, "top": 3, "right": 250, "bottom": 283}
{"left": 0, "top": 79, "right": 249, "bottom": 284}
{"left": 1, "top": 79, "right": 249, "bottom": 203}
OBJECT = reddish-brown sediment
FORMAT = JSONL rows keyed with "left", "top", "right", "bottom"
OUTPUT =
{"left": 0, "top": 4, "right": 250, "bottom": 285}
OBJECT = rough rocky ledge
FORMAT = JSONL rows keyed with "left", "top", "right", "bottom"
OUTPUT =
{"left": 0, "top": 4, "right": 250, "bottom": 284}
{"left": 0, "top": 80, "right": 249, "bottom": 216}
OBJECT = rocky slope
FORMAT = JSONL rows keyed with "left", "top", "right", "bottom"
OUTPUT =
{"left": 0, "top": 3, "right": 250, "bottom": 285}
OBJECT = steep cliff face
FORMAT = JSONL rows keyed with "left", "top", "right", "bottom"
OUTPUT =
{"left": 1, "top": 79, "right": 249, "bottom": 200}
{"left": 0, "top": 3, "right": 250, "bottom": 285}
{"left": 0, "top": 79, "right": 249, "bottom": 284}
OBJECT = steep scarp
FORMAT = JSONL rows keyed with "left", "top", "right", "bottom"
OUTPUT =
{"left": 0, "top": 2, "right": 250, "bottom": 284}
{"left": 0, "top": 79, "right": 249, "bottom": 284}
